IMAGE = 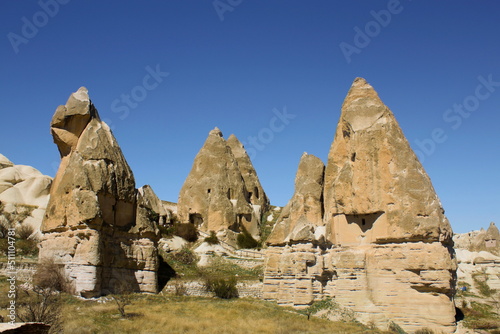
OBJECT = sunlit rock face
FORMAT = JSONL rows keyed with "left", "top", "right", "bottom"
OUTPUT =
{"left": 177, "top": 128, "right": 268, "bottom": 241}
{"left": 0, "top": 154, "right": 52, "bottom": 239}
{"left": 39, "top": 87, "right": 164, "bottom": 297}
{"left": 264, "top": 78, "right": 457, "bottom": 333}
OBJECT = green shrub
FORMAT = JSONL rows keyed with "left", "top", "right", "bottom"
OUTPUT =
{"left": 473, "top": 273, "right": 495, "bottom": 297}
{"left": 172, "top": 247, "right": 197, "bottom": 265}
{"left": 415, "top": 329, "right": 435, "bottom": 334}
{"left": 205, "top": 277, "right": 238, "bottom": 299}
{"left": 147, "top": 209, "right": 160, "bottom": 223}
{"left": 174, "top": 223, "right": 198, "bottom": 242}
{"left": 158, "top": 225, "right": 173, "bottom": 238}
{"left": 0, "top": 238, "right": 8, "bottom": 255}
{"left": 204, "top": 231, "right": 219, "bottom": 245}
{"left": 16, "top": 239, "right": 39, "bottom": 257}
{"left": 388, "top": 321, "right": 406, "bottom": 334}
{"left": 237, "top": 227, "right": 259, "bottom": 249}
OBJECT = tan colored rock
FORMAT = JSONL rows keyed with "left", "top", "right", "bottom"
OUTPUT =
{"left": 323, "top": 77, "right": 452, "bottom": 245}
{"left": 263, "top": 78, "right": 457, "bottom": 333}
{"left": 267, "top": 153, "right": 324, "bottom": 245}
{"left": 454, "top": 224, "right": 500, "bottom": 300}
{"left": 0, "top": 154, "right": 14, "bottom": 169}
{"left": 138, "top": 185, "right": 172, "bottom": 226}
{"left": 454, "top": 222, "right": 500, "bottom": 256}
{"left": 455, "top": 248, "right": 500, "bottom": 295}
{"left": 39, "top": 87, "right": 164, "bottom": 297}
{"left": 227, "top": 134, "right": 269, "bottom": 214}
{"left": 177, "top": 128, "right": 261, "bottom": 239}
{"left": 0, "top": 155, "right": 52, "bottom": 237}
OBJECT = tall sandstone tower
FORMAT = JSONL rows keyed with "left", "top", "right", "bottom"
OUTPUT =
{"left": 177, "top": 128, "right": 268, "bottom": 240}
{"left": 39, "top": 87, "right": 166, "bottom": 297}
{"left": 264, "top": 78, "right": 457, "bottom": 333}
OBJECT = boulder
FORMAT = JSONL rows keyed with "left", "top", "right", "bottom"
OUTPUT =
{"left": 0, "top": 154, "right": 14, "bottom": 169}
{"left": 0, "top": 155, "right": 52, "bottom": 237}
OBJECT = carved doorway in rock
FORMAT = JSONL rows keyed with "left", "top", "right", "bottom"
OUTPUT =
{"left": 189, "top": 213, "right": 203, "bottom": 227}
{"left": 332, "top": 211, "right": 385, "bottom": 246}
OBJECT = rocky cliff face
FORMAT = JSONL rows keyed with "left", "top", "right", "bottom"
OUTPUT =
{"left": 454, "top": 223, "right": 500, "bottom": 299}
{"left": 226, "top": 134, "right": 269, "bottom": 215}
{"left": 0, "top": 154, "right": 52, "bottom": 238}
{"left": 264, "top": 78, "right": 457, "bottom": 333}
{"left": 39, "top": 87, "right": 165, "bottom": 297}
{"left": 177, "top": 128, "right": 266, "bottom": 239}
{"left": 454, "top": 222, "right": 500, "bottom": 255}
{"left": 266, "top": 153, "right": 325, "bottom": 246}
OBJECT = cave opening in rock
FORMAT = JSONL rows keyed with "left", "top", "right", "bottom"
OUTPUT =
{"left": 189, "top": 213, "right": 203, "bottom": 227}
{"left": 345, "top": 211, "right": 384, "bottom": 234}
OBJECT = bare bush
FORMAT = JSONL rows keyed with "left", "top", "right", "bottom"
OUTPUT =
{"left": 17, "top": 259, "right": 72, "bottom": 333}
{"left": 0, "top": 222, "right": 8, "bottom": 238}
{"left": 16, "top": 224, "right": 35, "bottom": 239}
{"left": 111, "top": 281, "right": 133, "bottom": 318}
{"left": 34, "top": 259, "right": 75, "bottom": 294}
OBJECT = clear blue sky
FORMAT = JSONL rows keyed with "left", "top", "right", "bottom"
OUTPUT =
{"left": 1, "top": 1, "right": 499, "bottom": 234}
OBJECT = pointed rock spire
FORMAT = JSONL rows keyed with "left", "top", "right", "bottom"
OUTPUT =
{"left": 323, "top": 77, "right": 452, "bottom": 244}
{"left": 226, "top": 134, "right": 269, "bottom": 212}
{"left": 40, "top": 87, "right": 162, "bottom": 297}
{"left": 177, "top": 128, "right": 260, "bottom": 238}
{"left": 264, "top": 78, "right": 457, "bottom": 332}
{"left": 267, "top": 153, "right": 324, "bottom": 245}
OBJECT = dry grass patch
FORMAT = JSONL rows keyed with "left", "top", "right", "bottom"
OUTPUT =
{"left": 61, "top": 295, "right": 377, "bottom": 334}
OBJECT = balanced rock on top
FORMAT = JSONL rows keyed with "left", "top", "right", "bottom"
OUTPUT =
{"left": 39, "top": 87, "right": 166, "bottom": 297}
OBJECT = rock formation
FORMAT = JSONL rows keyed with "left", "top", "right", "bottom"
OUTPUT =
{"left": 264, "top": 78, "right": 457, "bottom": 333}
{"left": 454, "top": 223, "right": 500, "bottom": 298}
{"left": 39, "top": 87, "right": 166, "bottom": 297}
{"left": 177, "top": 128, "right": 267, "bottom": 240}
{"left": 454, "top": 222, "right": 500, "bottom": 255}
{"left": 226, "top": 134, "right": 269, "bottom": 215}
{"left": 266, "top": 153, "right": 325, "bottom": 245}
{"left": 0, "top": 154, "right": 52, "bottom": 238}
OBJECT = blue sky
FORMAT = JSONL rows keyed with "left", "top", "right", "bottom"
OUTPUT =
{"left": 1, "top": 1, "right": 499, "bottom": 234}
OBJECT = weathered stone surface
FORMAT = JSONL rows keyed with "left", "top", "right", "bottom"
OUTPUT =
{"left": 454, "top": 223, "right": 500, "bottom": 299}
{"left": 177, "top": 128, "right": 262, "bottom": 239}
{"left": 455, "top": 248, "right": 500, "bottom": 295}
{"left": 0, "top": 154, "right": 14, "bottom": 169}
{"left": 0, "top": 155, "right": 52, "bottom": 238}
{"left": 267, "top": 153, "right": 324, "bottom": 245}
{"left": 323, "top": 78, "right": 452, "bottom": 245}
{"left": 39, "top": 87, "right": 163, "bottom": 297}
{"left": 137, "top": 185, "right": 173, "bottom": 227}
{"left": 226, "top": 134, "right": 269, "bottom": 216}
{"left": 454, "top": 222, "right": 499, "bottom": 255}
{"left": 263, "top": 78, "right": 457, "bottom": 333}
